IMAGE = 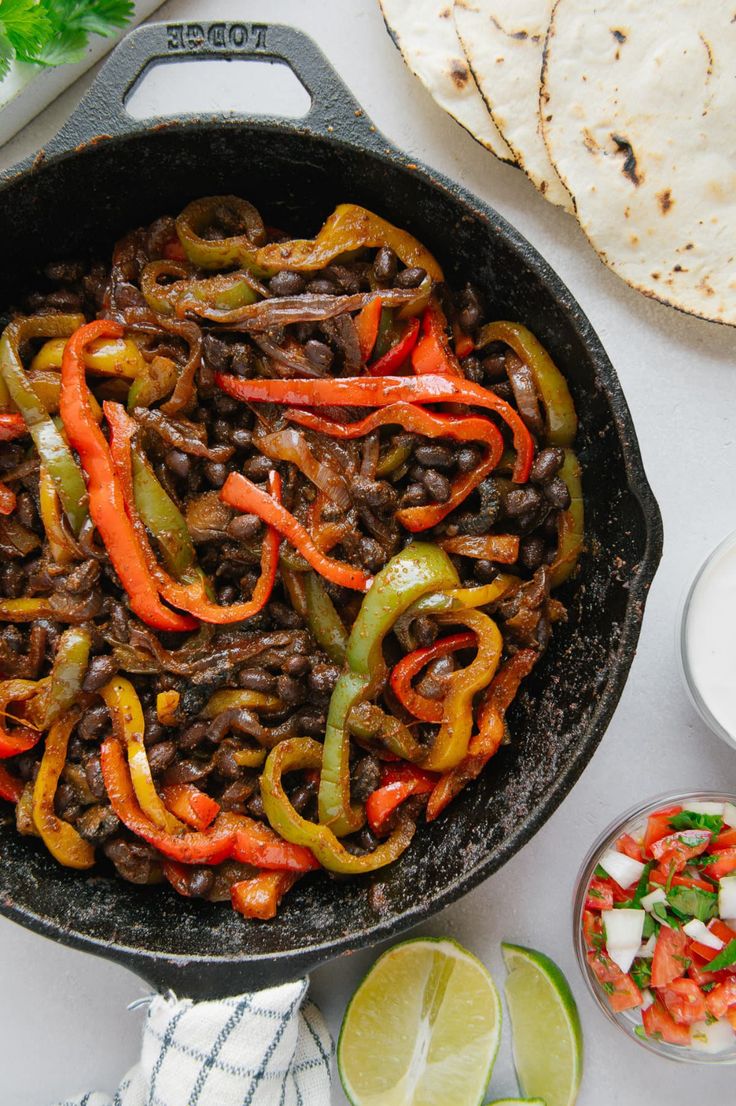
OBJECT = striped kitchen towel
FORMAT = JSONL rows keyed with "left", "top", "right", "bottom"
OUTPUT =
{"left": 54, "top": 979, "right": 333, "bottom": 1106}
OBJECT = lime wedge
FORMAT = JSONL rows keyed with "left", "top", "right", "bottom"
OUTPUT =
{"left": 502, "top": 943, "right": 583, "bottom": 1106}
{"left": 488, "top": 1100, "right": 547, "bottom": 1105}
{"left": 338, "top": 937, "right": 502, "bottom": 1106}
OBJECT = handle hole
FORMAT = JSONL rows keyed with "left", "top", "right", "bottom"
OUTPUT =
{"left": 124, "top": 57, "right": 312, "bottom": 120}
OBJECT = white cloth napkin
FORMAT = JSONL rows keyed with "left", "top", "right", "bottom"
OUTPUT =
{"left": 53, "top": 980, "right": 333, "bottom": 1106}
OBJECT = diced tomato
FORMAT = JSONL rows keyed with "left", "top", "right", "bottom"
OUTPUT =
{"left": 705, "top": 978, "right": 736, "bottom": 1018}
{"left": 650, "top": 870, "right": 715, "bottom": 893}
{"left": 583, "top": 910, "right": 603, "bottom": 951}
{"left": 688, "top": 960, "right": 718, "bottom": 988}
{"left": 728, "top": 1007, "right": 736, "bottom": 1031}
{"left": 651, "top": 926, "right": 689, "bottom": 988}
{"left": 611, "top": 879, "right": 633, "bottom": 903}
{"left": 650, "top": 830, "right": 711, "bottom": 873}
{"left": 617, "top": 833, "right": 644, "bottom": 861}
{"left": 163, "top": 238, "right": 186, "bottom": 261}
{"left": 643, "top": 806, "right": 683, "bottom": 857}
{"left": 710, "top": 919, "right": 736, "bottom": 944}
{"left": 715, "top": 828, "right": 736, "bottom": 849}
{"left": 585, "top": 877, "right": 614, "bottom": 911}
{"left": 661, "top": 978, "right": 706, "bottom": 1025}
{"left": 704, "top": 848, "right": 736, "bottom": 880}
{"left": 642, "top": 998, "right": 692, "bottom": 1046}
{"left": 586, "top": 951, "right": 642, "bottom": 1011}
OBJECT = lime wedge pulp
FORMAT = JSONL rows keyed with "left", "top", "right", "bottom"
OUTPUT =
{"left": 502, "top": 943, "right": 583, "bottom": 1106}
{"left": 338, "top": 937, "right": 502, "bottom": 1106}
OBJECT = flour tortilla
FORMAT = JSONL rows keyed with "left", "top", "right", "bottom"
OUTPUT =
{"left": 454, "top": 0, "right": 572, "bottom": 210}
{"left": 542, "top": 0, "right": 736, "bottom": 326}
{"left": 380, "top": 0, "right": 514, "bottom": 162}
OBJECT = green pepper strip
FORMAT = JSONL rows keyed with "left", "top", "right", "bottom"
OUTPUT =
{"left": 0, "top": 315, "right": 88, "bottom": 534}
{"left": 131, "top": 446, "right": 201, "bottom": 583}
{"left": 477, "top": 321, "right": 578, "bottom": 447}
{"left": 262, "top": 737, "right": 415, "bottom": 874}
{"left": 550, "top": 449, "right": 584, "bottom": 588}
{"left": 318, "top": 542, "right": 459, "bottom": 836}
{"left": 34, "top": 627, "right": 92, "bottom": 730}
{"left": 304, "top": 571, "right": 348, "bottom": 665}
{"left": 140, "top": 260, "right": 260, "bottom": 317}
{"left": 347, "top": 701, "right": 427, "bottom": 763}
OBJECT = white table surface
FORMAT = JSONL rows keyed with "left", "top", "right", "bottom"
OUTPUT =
{"left": 1, "top": 2, "right": 735, "bottom": 1103}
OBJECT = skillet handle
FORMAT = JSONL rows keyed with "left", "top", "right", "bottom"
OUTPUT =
{"left": 45, "top": 20, "right": 385, "bottom": 155}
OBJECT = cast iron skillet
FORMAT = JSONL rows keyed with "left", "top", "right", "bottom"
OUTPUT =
{"left": 0, "top": 22, "right": 662, "bottom": 997}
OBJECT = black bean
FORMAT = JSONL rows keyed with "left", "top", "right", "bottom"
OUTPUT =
{"left": 15, "top": 492, "right": 37, "bottom": 531}
{"left": 457, "top": 286, "right": 482, "bottom": 331}
{"left": 289, "top": 782, "right": 317, "bottom": 814}
{"left": 351, "top": 755, "right": 381, "bottom": 803}
{"left": 165, "top": 449, "right": 191, "bottom": 479}
{"left": 238, "top": 667, "right": 276, "bottom": 692}
{"left": 422, "top": 468, "right": 451, "bottom": 503}
{"left": 64, "top": 559, "right": 100, "bottom": 594}
{"left": 78, "top": 704, "right": 110, "bottom": 742}
{"left": 373, "top": 246, "right": 398, "bottom": 283}
{"left": 519, "top": 535, "right": 546, "bottom": 571}
{"left": 82, "top": 654, "right": 118, "bottom": 693}
{"left": 204, "top": 461, "right": 227, "bottom": 488}
{"left": 0, "top": 563, "right": 24, "bottom": 598}
{"left": 231, "top": 347, "right": 254, "bottom": 377}
{"left": 276, "top": 673, "right": 304, "bottom": 705}
{"left": 247, "top": 792, "right": 266, "bottom": 818}
{"left": 352, "top": 475, "right": 398, "bottom": 511}
{"left": 325, "top": 265, "right": 361, "bottom": 294}
{"left": 213, "top": 745, "right": 241, "bottom": 780}
{"left": 305, "top": 339, "right": 334, "bottom": 369}
{"left": 481, "top": 354, "right": 508, "bottom": 380}
{"left": 284, "top": 655, "right": 310, "bottom": 676}
{"left": 543, "top": 511, "right": 559, "bottom": 537}
{"left": 461, "top": 356, "right": 483, "bottom": 382}
{"left": 212, "top": 418, "right": 231, "bottom": 442}
{"left": 269, "top": 270, "right": 305, "bottom": 296}
{"left": 230, "top": 427, "right": 253, "bottom": 449}
{"left": 473, "top": 559, "right": 497, "bottom": 583}
{"left": 147, "top": 741, "right": 177, "bottom": 775}
{"left": 412, "top": 616, "right": 438, "bottom": 647}
{"left": 178, "top": 722, "right": 209, "bottom": 752}
{"left": 296, "top": 710, "right": 327, "bottom": 735}
{"left": 226, "top": 513, "right": 262, "bottom": 541}
{"left": 202, "top": 333, "right": 231, "bottom": 372}
{"left": 241, "top": 455, "right": 273, "bottom": 481}
{"left": 217, "top": 584, "right": 237, "bottom": 605}
{"left": 76, "top": 805, "right": 119, "bottom": 844}
{"left": 308, "top": 663, "right": 340, "bottom": 694}
{"left": 414, "top": 443, "right": 454, "bottom": 469}
{"left": 307, "top": 279, "right": 339, "bottom": 296}
{"left": 400, "top": 482, "right": 428, "bottom": 508}
{"left": 505, "top": 486, "right": 543, "bottom": 517}
{"left": 189, "top": 868, "right": 216, "bottom": 898}
{"left": 455, "top": 446, "right": 481, "bottom": 473}
{"left": 544, "top": 476, "right": 571, "bottom": 510}
{"left": 218, "top": 779, "right": 256, "bottom": 812}
{"left": 269, "top": 601, "right": 303, "bottom": 629}
{"left": 530, "top": 446, "right": 564, "bottom": 485}
{"left": 84, "top": 755, "right": 106, "bottom": 800}
{"left": 395, "top": 266, "right": 427, "bottom": 289}
{"left": 104, "top": 837, "right": 162, "bottom": 884}
{"left": 489, "top": 381, "right": 513, "bottom": 402}
{"left": 163, "top": 758, "right": 211, "bottom": 786}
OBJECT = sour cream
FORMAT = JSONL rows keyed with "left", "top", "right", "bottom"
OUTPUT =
{"left": 682, "top": 531, "right": 736, "bottom": 746}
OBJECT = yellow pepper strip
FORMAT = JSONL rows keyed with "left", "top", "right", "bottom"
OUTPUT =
{"left": 551, "top": 449, "right": 584, "bottom": 588}
{"left": 476, "top": 321, "right": 578, "bottom": 447}
{"left": 30, "top": 336, "right": 145, "bottom": 379}
{"left": 233, "top": 747, "right": 267, "bottom": 769}
{"left": 39, "top": 466, "right": 80, "bottom": 565}
{"left": 33, "top": 626, "right": 91, "bottom": 730}
{"left": 0, "top": 597, "right": 88, "bottom": 623}
{"left": 32, "top": 711, "right": 95, "bottom": 869}
{"left": 156, "top": 690, "right": 181, "bottom": 727}
{"left": 26, "top": 369, "right": 62, "bottom": 413}
{"left": 100, "top": 676, "right": 185, "bottom": 834}
{"left": 199, "top": 689, "right": 281, "bottom": 718}
{"left": 16, "top": 782, "right": 39, "bottom": 837}
{"left": 422, "top": 610, "right": 503, "bottom": 772}
{"left": 410, "top": 573, "right": 520, "bottom": 615}
{"left": 126, "top": 355, "right": 178, "bottom": 410}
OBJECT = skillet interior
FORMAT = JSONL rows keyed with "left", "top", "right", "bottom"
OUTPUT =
{"left": 0, "top": 23, "right": 662, "bottom": 996}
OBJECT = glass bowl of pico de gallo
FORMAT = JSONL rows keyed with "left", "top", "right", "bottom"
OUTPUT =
{"left": 574, "top": 792, "right": 736, "bottom": 1062}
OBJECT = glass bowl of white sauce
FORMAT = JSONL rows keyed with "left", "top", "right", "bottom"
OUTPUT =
{"left": 681, "top": 530, "right": 736, "bottom": 747}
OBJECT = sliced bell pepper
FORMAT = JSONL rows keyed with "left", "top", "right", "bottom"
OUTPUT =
{"left": 140, "top": 259, "right": 260, "bottom": 317}
{"left": 319, "top": 543, "right": 459, "bottom": 836}
{"left": 199, "top": 689, "right": 281, "bottom": 717}
{"left": 0, "top": 597, "right": 95, "bottom": 623}
{"left": 369, "top": 317, "right": 420, "bottom": 375}
{"left": 231, "top": 819, "right": 320, "bottom": 872}
{"left": 262, "top": 737, "right": 416, "bottom": 873}
{"left": 38, "top": 466, "right": 79, "bottom": 564}
{"left": 0, "top": 678, "right": 45, "bottom": 758}
{"left": 100, "top": 675, "right": 185, "bottom": 835}
{"left": 161, "top": 784, "right": 220, "bottom": 832}
{"left": 410, "top": 573, "right": 521, "bottom": 615}
{"left": 477, "top": 321, "right": 577, "bottom": 447}
{"left": 452, "top": 322, "right": 475, "bottom": 361}
{"left": 304, "top": 571, "right": 348, "bottom": 664}
{"left": 550, "top": 449, "right": 584, "bottom": 588}
{"left": 411, "top": 300, "right": 462, "bottom": 377}
{"left": 30, "top": 335, "right": 145, "bottom": 379}
{"left": 156, "top": 690, "right": 181, "bottom": 727}
{"left": 439, "top": 534, "right": 520, "bottom": 563}
{"left": 366, "top": 764, "right": 438, "bottom": 836}
{"left": 1, "top": 314, "right": 88, "bottom": 533}
{"left": 231, "top": 872, "right": 300, "bottom": 921}
{"left": 32, "top": 709, "right": 95, "bottom": 870}
{"left": 390, "top": 631, "right": 477, "bottom": 724}
{"left": 0, "top": 413, "right": 27, "bottom": 440}
{"left": 355, "top": 297, "right": 383, "bottom": 362}
{"left": 221, "top": 469, "right": 369, "bottom": 592}
{"left": 346, "top": 700, "right": 427, "bottom": 763}
{"left": 0, "top": 482, "right": 15, "bottom": 515}
{"left": 60, "top": 322, "right": 195, "bottom": 632}
{"left": 0, "top": 763, "right": 23, "bottom": 803}
{"left": 34, "top": 626, "right": 91, "bottom": 729}
{"left": 216, "top": 371, "right": 534, "bottom": 483}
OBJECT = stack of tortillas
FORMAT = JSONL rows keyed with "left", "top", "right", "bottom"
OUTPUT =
{"left": 379, "top": 0, "right": 736, "bottom": 326}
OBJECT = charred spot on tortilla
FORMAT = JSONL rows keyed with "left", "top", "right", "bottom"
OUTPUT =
{"left": 450, "top": 61, "right": 470, "bottom": 88}
{"left": 700, "top": 34, "right": 714, "bottom": 78}
{"left": 657, "top": 189, "right": 674, "bottom": 215}
{"left": 611, "top": 134, "right": 642, "bottom": 186}
{"left": 440, "top": 6, "right": 451, "bottom": 16}
{"left": 611, "top": 28, "right": 627, "bottom": 43}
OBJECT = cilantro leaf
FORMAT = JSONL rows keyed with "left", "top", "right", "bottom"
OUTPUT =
{"left": 701, "top": 939, "right": 736, "bottom": 973}
{"left": 594, "top": 864, "right": 609, "bottom": 879}
{"left": 642, "top": 913, "right": 656, "bottom": 939}
{"left": 630, "top": 959, "right": 651, "bottom": 990}
{"left": 0, "top": 0, "right": 51, "bottom": 62}
{"left": 0, "top": 28, "right": 14, "bottom": 79}
{"left": 66, "top": 0, "right": 134, "bottom": 37}
{"left": 632, "top": 861, "right": 653, "bottom": 908}
{"left": 4, "top": 0, "right": 135, "bottom": 69}
{"left": 670, "top": 810, "right": 723, "bottom": 835}
{"left": 666, "top": 884, "right": 719, "bottom": 923}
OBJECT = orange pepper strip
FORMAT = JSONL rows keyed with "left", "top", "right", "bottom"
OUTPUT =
{"left": 0, "top": 763, "right": 23, "bottom": 803}
{"left": 104, "top": 401, "right": 283, "bottom": 623}
{"left": 0, "top": 679, "right": 44, "bottom": 758}
{"left": 217, "top": 372, "right": 533, "bottom": 483}
{"left": 60, "top": 321, "right": 196, "bottom": 633}
{"left": 221, "top": 471, "right": 371, "bottom": 592}
{"left": 355, "top": 297, "right": 383, "bottom": 361}
{"left": 161, "top": 783, "right": 220, "bottom": 831}
{"left": 411, "top": 301, "right": 463, "bottom": 377}
{"left": 389, "top": 631, "right": 477, "bottom": 724}
{"left": 32, "top": 711, "right": 95, "bottom": 869}
{"left": 439, "top": 534, "right": 520, "bottom": 563}
{"left": 231, "top": 871, "right": 300, "bottom": 920}
{"left": 0, "top": 482, "right": 15, "bottom": 515}
{"left": 0, "top": 413, "right": 27, "bottom": 441}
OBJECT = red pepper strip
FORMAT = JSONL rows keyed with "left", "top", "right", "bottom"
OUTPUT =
{"left": 104, "top": 401, "right": 282, "bottom": 623}
{"left": 163, "top": 238, "right": 187, "bottom": 262}
{"left": 102, "top": 735, "right": 320, "bottom": 871}
{"left": 231, "top": 872, "right": 300, "bottom": 920}
{"left": 0, "top": 679, "right": 43, "bottom": 758}
{"left": 0, "top": 763, "right": 23, "bottom": 803}
{"left": 390, "top": 631, "right": 476, "bottom": 723}
{"left": 60, "top": 322, "right": 195, "bottom": 633}
{"left": 453, "top": 322, "right": 475, "bottom": 361}
{"left": 355, "top": 297, "right": 383, "bottom": 361}
{"left": 287, "top": 401, "right": 505, "bottom": 530}
{"left": 161, "top": 784, "right": 220, "bottom": 831}
{"left": 0, "top": 413, "right": 27, "bottom": 441}
{"left": 366, "top": 764, "right": 438, "bottom": 836}
{"left": 368, "top": 317, "right": 420, "bottom": 375}
{"left": 411, "top": 301, "right": 463, "bottom": 377}
{"left": 0, "top": 482, "right": 15, "bottom": 515}
{"left": 221, "top": 471, "right": 371, "bottom": 592}
{"left": 426, "top": 648, "right": 538, "bottom": 822}
{"left": 217, "top": 372, "right": 533, "bottom": 483}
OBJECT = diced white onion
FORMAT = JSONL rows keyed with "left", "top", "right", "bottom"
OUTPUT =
{"left": 683, "top": 802, "right": 725, "bottom": 817}
{"left": 637, "top": 935, "right": 657, "bottom": 959}
{"left": 640, "top": 988, "right": 655, "bottom": 1011}
{"left": 683, "top": 918, "right": 724, "bottom": 950}
{"left": 603, "top": 909, "right": 646, "bottom": 973}
{"left": 718, "top": 876, "right": 736, "bottom": 924}
{"left": 599, "top": 849, "right": 645, "bottom": 890}
{"left": 690, "top": 1019, "right": 735, "bottom": 1053}
{"left": 722, "top": 802, "right": 736, "bottom": 830}
{"left": 640, "top": 887, "right": 667, "bottom": 912}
